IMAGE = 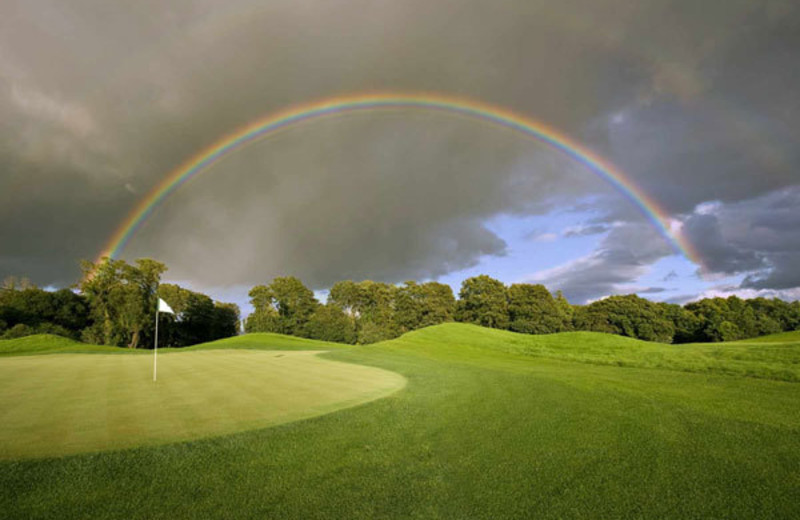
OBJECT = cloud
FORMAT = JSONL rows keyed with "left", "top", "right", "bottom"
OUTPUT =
{"left": 0, "top": 0, "right": 798, "bottom": 300}
{"left": 670, "top": 285, "right": 800, "bottom": 306}
{"left": 679, "top": 186, "right": 800, "bottom": 290}
{"left": 562, "top": 224, "right": 611, "bottom": 238}
{"left": 525, "top": 222, "right": 673, "bottom": 303}
{"left": 525, "top": 230, "right": 559, "bottom": 242}
{"left": 662, "top": 270, "right": 678, "bottom": 282}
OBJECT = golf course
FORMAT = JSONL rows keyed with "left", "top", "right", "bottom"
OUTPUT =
{"left": 2, "top": 323, "right": 799, "bottom": 518}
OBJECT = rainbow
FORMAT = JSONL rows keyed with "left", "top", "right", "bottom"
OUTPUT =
{"left": 95, "top": 92, "right": 700, "bottom": 271}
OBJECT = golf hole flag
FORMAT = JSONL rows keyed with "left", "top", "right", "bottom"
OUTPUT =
{"left": 158, "top": 298, "right": 175, "bottom": 315}
{"left": 153, "top": 298, "right": 174, "bottom": 382}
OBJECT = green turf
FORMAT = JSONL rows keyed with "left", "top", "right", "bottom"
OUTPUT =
{"left": 0, "top": 334, "right": 130, "bottom": 356}
{"left": 2, "top": 324, "right": 799, "bottom": 519}
{"left": 0, "top": 350, "right": 404, "bottom": 459}
{"left": 394, "top": 323, "right": 800, "bottom": 381}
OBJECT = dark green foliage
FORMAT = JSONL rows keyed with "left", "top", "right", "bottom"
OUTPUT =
{"left": 213, "top": 302, "right": 241, "bottom": 339}
{"left": 247, "top": 277, "right": 319, "bottom": 336}
{"left": 573, "top": 294, "right": 675, "bottom": 343}
{"left": 353, "top": 281, "right": 398, "bottom": 344}
{"left": 682, "top": 296, "right": 796, "bottom": 343}
{"left": 0, "top": 286, "right": 89, "bottom": 340}
{"left": 394, "top": 281, "right": 456, "bottom": 333}
{"left": 303, "top": 304, "right": 357, "bottom": 344}
{"left": 455, "top": 275, "right": 509, "bottom": 329}
{"left": 659, "top": 302, "right": 704, "bottom": 343}
{"left": 507, "top": 283, "right": 572, "bottom": 334}
{"left": 158, "top": 285, "right": 240, "bottom": 347}
{"left": 79, "top": 258, "right": 166, "bottom": 348}
{"left": 328, "top": 280, "right": 400, "bottom": 344}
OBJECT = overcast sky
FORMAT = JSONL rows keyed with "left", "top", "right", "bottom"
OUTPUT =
{"left": 2, "top": 0, "right": 799, "bottom": 312}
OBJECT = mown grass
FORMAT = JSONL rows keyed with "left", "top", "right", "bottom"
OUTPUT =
{"left": 1, "top": 324, "right": 799, "bottom": 519}
{"left": 395, "top": 323, "right": 800, "bottom": 381}
{"left": 0, "top": 334, "right": 129, "bottom": 356}
{"left": 0, "top": 350, "right": 404, "bottom": 459}
{"left": 185, "top": 332, "right": 352, "bottom": 351}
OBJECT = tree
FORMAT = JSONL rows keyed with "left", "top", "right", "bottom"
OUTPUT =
{"left": 507, "top": 284, "right": 571, "bottom": 334}
{"left": 328, "top": 280, "right": 399, "bottom": 343}
{"left": 394, "top": 281, "right": 456, "bottom": 333}
{"left": 0, "top": 286, "right": 89, "bottom": 339}
{"left": 159, "top": 284, "right": 240, "bottom": 346}
{"left": 213, "top": 302, "right": 241, "bottom": 339}
{"left": 246, "top": 277, "right": 318, "bottom": 336}
{"left": 455, "top": 275, "right": 509, "bottom": 329}
{"left": 659, "top": 303, "right": 703, "bottom": 343}
{"left": 573, "top": 294, "right": 675, "bottom": 343}
{"left": 353, "top": 281, "right": 398, "bottom": 343}
{"left": 328, "top": 280, "right": 363, "bottom": 319}
{"left": 304, "top": 304, "right": 356, "bottom": 343}
{"left": 79, "top": 257, "right": 166, "bottom": 348}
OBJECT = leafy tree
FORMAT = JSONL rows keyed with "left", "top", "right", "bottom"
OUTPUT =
{"left": 304, "top": 304, "right": 356, "bottom": 344}
{"left": 0, "top": 286, "right": 89, "bottom": 339}
{"left": 328, "top": 280, "right": 399, "bottom": 343}
{"left": 354, "top": 281, "right": 398, "bottom": 343}
{"left": 246, "top": 277, "right": 318, "bottom": 336}
{"left": 507, "top": 284, "right": 571, "bottom": 334}
{"left": 573, "top": 294, "right": 675, "bottom": 343}
{"left": 213, "top": 302, "right": 241, "bottom": 339}
{"left": 158, "top": 284, "right": 240, "bottom": 346}
{"left": 394, "top": 281, "right": 456, "bottom": 333}
{"left": 455, "top": 275, "right": 509, "bottom": 329}
{"left": 659, "top": 303, "right": 703, "bottom": 343}
{"left": 79, "top": 257, "right": 166, "bottom": 348}
{"left": 554, "top": 291, "right": 574, "bottom": 331}
{"left": 328, "top": 280, "right": 363, "bottom": 319}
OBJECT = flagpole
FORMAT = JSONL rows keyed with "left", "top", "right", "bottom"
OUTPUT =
{"left": 153, "top": 294, "right": 159, "bottom": 382}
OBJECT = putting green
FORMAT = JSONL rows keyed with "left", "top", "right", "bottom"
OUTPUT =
{"left": 0, "top": 350, "right": 405, "bottom": 459}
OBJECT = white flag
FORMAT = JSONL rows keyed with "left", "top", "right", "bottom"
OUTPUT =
{"left": 158, "top": 298, "right": 175, "bottom": 314}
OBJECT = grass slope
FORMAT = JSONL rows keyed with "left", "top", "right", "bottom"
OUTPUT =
{"left": 185, "top": 332, "right": 352, "bottom": 351}
{"left": 0, "top": 334, "right": 128, "bottom": 356}
{"left": 394, "top": 323, "right": 800, "bottom": 381}
{"left": 2, "top": 324, "right": 799, "bottom": 519}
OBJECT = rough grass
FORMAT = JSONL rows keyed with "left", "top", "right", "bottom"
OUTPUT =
{"left": 185, "top": 332, "right": 352, "bottom": 351}
{"left": 1, "top": 324, "right": 799, "bottom": 519}
{"left": 394, "top": 323, "right": 800, "bottom": 381}
{"left": 0, "top": 334, "right": 127, "bottom": 356}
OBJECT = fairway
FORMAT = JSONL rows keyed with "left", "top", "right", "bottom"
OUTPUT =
{"left": 0, "top": 349, "right": 405, "bottom": 459}
{"left": 3, "top": 325, "right": 800, "bottom": 519}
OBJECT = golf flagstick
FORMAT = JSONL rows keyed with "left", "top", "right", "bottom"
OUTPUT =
{"left": 154, "top": 298, "right": 159, "bottom": 382}
{"left": 154, "top": 295, "right": 175, "bottom": 382}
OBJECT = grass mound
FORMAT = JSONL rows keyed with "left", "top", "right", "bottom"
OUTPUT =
{"left": 2, "top": 325, "right": 799, "bottom": 518}
{"left": 186, "top": 332, "right": 351, "bottom": 351}
{"left": 389, "top": 323, "right": 800, "bottom": 381}
{"left": 0, "top": 334, "right": 124, "bottom": 356}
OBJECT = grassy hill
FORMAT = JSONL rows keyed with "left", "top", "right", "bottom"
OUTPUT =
{"left": 185, "top": 331, "right": 352, "bottom": 351}
{"left": 0, "top": 334, "right": 128, "bottom": 356}
{"left": 388, "top": 323, "right": 800, "bottom": 381}
{"left": 2, "top": 324, "right": 799, "bottom": 518}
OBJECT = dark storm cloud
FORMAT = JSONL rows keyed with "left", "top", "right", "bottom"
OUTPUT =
{"left": 1, "top": 0, "right": 798, "bottom": 297}
{"left": 682, "top": 213, "right": 765, "bottom": 275}
{"left": 678, "top": 187, "right": 800, "bottom": 291}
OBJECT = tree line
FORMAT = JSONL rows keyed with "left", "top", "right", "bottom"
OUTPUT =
{"left": 246, "top": 274, "right": 800, "bottom": 344}
{"left": 3, "top": 261, "right": 799, "bottom": 346}
{"left": 0, "top": 258, "right": 240, "bottom": 347}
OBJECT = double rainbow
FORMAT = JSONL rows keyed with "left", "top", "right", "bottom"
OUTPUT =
{"left": 96, "top": 92, "right": 699, "bottom": 270}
